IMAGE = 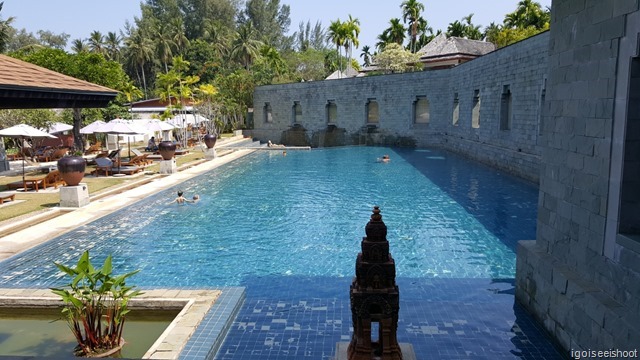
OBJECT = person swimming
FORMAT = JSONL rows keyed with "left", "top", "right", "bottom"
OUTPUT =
{"left": 170, "top": 190, "right": 188, "bottom": 204}
{"left": 377, "top": 154, "right": 390, "bottom": 163}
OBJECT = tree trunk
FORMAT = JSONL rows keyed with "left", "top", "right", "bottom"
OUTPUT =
{"left": 73, "top": 108, "right": 84, "bottom": 151}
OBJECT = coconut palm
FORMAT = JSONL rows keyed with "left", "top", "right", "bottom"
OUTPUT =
{"left": 447, "top": 20, "right": 466, "bottom": 38}
{"left": 104, "top": 32, "right": 121, "bottom": 61}
{"left": 88, "top": 30, "right": 106, "bottom": 56}
{"left": 70, "top": 38, "right": 89, "bottom": 54}
{"left": 124, "top": 28, "right": 154, "bottom": 98}
{"left": 401, "top": 0, "right": 425, "bottom": 53}
{"left": 259, "top": 45, "right": 287, "bottom": 76}
{"left": 462, "top": 14, "right": 483, "bottom": 40}
{"left": 170, "top": 18, "right": 190, "bottom": 56}
{"left": 375, "top": 32, "right": 391, "bottom": 53}
{"left": 153, "top": 22, "right": 176, "bottom": 73}
{"left": 121, "top": 81, "right": 143, "bottom": 118}
{"left": 230, "top": 22, "right": 263, "bottom": 69}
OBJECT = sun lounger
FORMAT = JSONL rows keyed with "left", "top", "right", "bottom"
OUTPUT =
{"left": 6, "top": 170, "right": 66, "bottom": 192}
{"left": 93, "top": 157, "right": 142, "bottom": 176}
{"left": 0, "top": 192, "right": 15, "bottom": 204}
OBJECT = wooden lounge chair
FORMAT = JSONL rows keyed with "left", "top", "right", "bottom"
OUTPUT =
{"left": 37, "top": 148, "right": 67, "bottom": 162}
{"left": 0, "top": 192, "right": 15, "bottom": 204}
{"left": 6, "top": 170, "right": 66, "bottom": 192}
{"left": 84, "top": 142, "right": 102, "bottom": 154}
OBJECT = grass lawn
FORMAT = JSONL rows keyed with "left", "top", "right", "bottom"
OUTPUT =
{"left": 0, "top": 147, "right": 209, "bottom": 223}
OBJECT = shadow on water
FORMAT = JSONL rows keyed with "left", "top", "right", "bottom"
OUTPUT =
{"left": 213, "top": 275, "right": 563, "bottom": 360}
{"left": 393, "top": 148, "right": 539, "bottom": 252}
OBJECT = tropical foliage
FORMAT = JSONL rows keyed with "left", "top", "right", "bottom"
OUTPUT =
{"left": 0, "top": 0, "right": 552, "bottom": 126}
{"left": 51, "top": 251, "right": 142, "bottom": 357}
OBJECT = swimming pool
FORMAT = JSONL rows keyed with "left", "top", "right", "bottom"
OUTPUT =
{"left": 0, "top": 147, "right": 561, "bottom": 359}
{"left": 0, "top": 147, "right": 536, "bottom": 287}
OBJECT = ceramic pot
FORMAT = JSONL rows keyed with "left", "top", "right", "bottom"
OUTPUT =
{"left": 203, "top": 134, "right": 217, "bottom": 149}
{"left": 158, "top": 141, "right": 176, "bottom": 160}
{"left": 57, "top": 156, "right": 86, "bottom": 186}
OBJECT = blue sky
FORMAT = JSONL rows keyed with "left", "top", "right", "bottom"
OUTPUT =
{"left": 3, "top": 0, "right": 552, "bottom": 51}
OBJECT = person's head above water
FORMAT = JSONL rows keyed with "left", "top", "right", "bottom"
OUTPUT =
{"left": 178, "top": 191, "right": 183, "bottom": 197}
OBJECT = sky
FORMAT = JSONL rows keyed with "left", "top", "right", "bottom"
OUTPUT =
{"left": 3, "top": 0, "right": 553, "bottom": 52}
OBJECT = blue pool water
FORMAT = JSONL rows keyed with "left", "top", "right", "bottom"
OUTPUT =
{"left": 0, "top": 147, "right": 536, "bottom": 287}
{"left": 0, "top": 147, "right": 562, "bottom": 359}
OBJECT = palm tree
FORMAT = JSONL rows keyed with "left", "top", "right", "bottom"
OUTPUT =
{"left": 328, "top": 19, "right": 346, "bottom": 75}
{"left": 447, "top": 20, "right": 466, "bottom": 38}
{"left": 70, "top": 38, "right": 89, "bottom": 54}
{"left": 0, "top": 2, "right": 15, "bottom": 53}
{"left": 505, "top": 0, "right": 550, "bottom": 29}
{"left": 121, "top": 82, "right": 143, "bottom": 118}
{"left": 153, "top": 22, "right": 176, "bottom": 73}
{"left": 124, "top": 28, "right": 154, "bottom": 98}
{"left": 360, "top": 45, "right": 372, "bottom": 67}
{"left": 104, "top": 32, "right": 121, "bottom": 61}
{"left": 484, "top": 22, "right": 502, "bottom": 44}
{"left": 401, "top": 0, "right": 425, "bottom": 53}
{"left": 343, "top": 15, "right": 360, "bottom": 72}
{"left": 170, "top": 18, "right": 189, "bottom": 56}
{"left": 376, "top": 31, "right": 391, "bottom": 53}
{"left": 259, "top": 45, "right": 287, "bottom": 76}
{"left": 230, "top": 22, "right": 263, "bottom": 69}
{"left": 386, "top": 18, "right": 406, "bottom": 45}
{"left": 414, "top": 17, "right": 435, "bottom": 51}
{"left": 88, "top": 30, "right": 106, "bottom": 56}
{"left": 462, "top": 14, "right": 483, "bottom": 40}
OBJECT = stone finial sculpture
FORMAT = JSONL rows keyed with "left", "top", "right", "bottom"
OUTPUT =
{"left": 347, "top": 206, "right": 402, "bottom": 360}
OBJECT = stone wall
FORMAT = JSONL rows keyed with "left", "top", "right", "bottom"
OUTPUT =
{"left": 251, "top": 32, "right": 549, "bottom": 182}
{"left": 516, "top": 0, "right": 640, "bottom": 353}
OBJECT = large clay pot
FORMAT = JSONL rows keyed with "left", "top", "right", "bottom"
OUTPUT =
{"left": 203, "top": 134, "right": 217, "bottom": 149}
{"left": 57, "top": 156, "right": 86, "bottom": 186}
{"left": 158, "top": 141, "right": 176, "bottom": 160}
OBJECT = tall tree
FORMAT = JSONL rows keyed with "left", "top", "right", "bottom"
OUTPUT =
{"left": 238, "top": 0, "right": 291, "bottom": 49}
{"left": 179, "top": 0, "right": 239, "bottom": 39}
{"left": 328, "top": 19, "right": 346, "bottom": 75}
{"left": 401, "top": 0, "right": 425, "bottom": 53}
{"left": 230, "top": 22, "right": 263, "bottom": 69}
{"left": 343, "top": 15, "right": 360, "bottom": 73}
{"left": 105, "top": 32, "right": 122, "bottom": 61}
{"left": 124, "top": 27, "right": 154, "bottom": 98}
{"left": 0, "top": 1, "right": 15, "bottom": 53}
{"left": 504, "top": 0, "right": 550, "bottom": 29}
{"left": 36, "top": 30, "right": 69, "bottom": 50}
{"left": 71, "top": 38, "right": 89, "bottom": 53}
{"left": 384, "top": 18, "right": 406, "bottom": 46}
{"left": 88, "top": 30, "right": 107, "bottom": 56}
{"left": 414, "top": 17, "right": 435, "bottom": 51}
{"left": 360, "top": 45, "right": 372, "bottom": 67}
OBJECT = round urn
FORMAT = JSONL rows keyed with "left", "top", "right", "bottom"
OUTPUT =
{"left": 57, "top": 156, "right": 86, "bottom": 186}
{"left": 203, "top": 134, "right": 217, "bottom": 149}
{"left": 158, "top": 141, "right": 176, "bottom": 160}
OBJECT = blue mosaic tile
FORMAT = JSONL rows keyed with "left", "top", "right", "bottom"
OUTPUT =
{"left": 213, "top": 277, "right": 565, "bottom": 360}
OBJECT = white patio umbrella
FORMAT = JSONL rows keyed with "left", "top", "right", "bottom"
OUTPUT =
{"left": 45, "top": 122, "right": 73, "bottom": 134}
{"left": 79, "top": 120, "right": 106, "bottom": 134}
{"left": 140, "top": 119, "right": 175, "bottom": 141}
{"left": 0, "top": 124, "right": 57, "bottom": 187}
{"left": 93, "top": 119, "right": 147, "bottom": 166}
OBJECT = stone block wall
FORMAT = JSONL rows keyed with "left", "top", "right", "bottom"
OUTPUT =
{"left": 251, "top": 32, "right": 549, "bottom": 182}
{"left": 516, "top": 0, "right": 640, "bottom": 353}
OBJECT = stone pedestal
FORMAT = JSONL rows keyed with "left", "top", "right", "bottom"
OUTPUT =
{"left": 335, "top": 343, "right": 415, "bottom": 360}
{"left": 59, "top": 183, "right": 90, "bottom": 208}
{"left": 205, "top": 148, "right": 217, "bottom": 160}
{"left": 160, "top": 159, "right": 177, "bottom": 174}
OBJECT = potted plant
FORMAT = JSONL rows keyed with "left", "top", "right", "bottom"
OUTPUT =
{"left": 158, "top": 141, "right": 176, "bottom": 160}
{"left": 57, "top": 151, "right": 86, "bottom": 186}
{"left": 51, "top": 250, "right": 142, "bottom": 357}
